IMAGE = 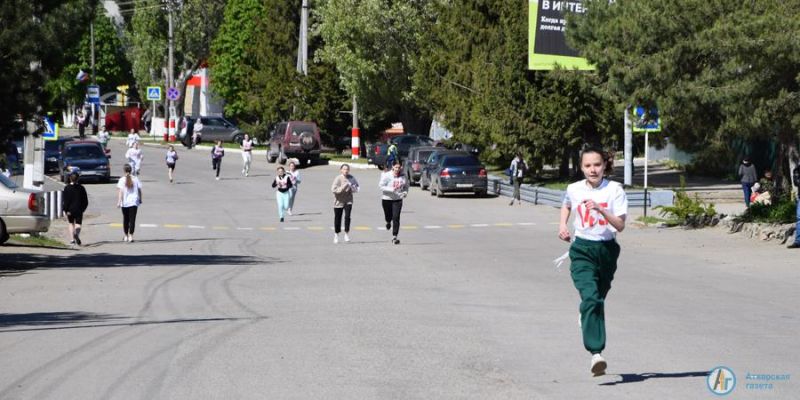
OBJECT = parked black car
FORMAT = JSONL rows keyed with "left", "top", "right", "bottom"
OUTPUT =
{"left": 45, "top": 137, "right": 74, "bottom": 173}
{"left": 428, "top": 154, "right": 488, "bottom": 197}
{"left": 403, "top": 146, "right": 438, "bottom": 185}
{"left": 419, "top": 149, "right": 467, "bottom": 190}
{"left": 180, "top": 116, "right": 245, "bottom": 144}
{"left": 59, "top": 140, "right": 111, "bottom": 183}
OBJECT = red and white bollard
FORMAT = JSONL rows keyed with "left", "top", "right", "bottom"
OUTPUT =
{"left": 168, "top": 118, "right": 176, "bottom": 142}
{"left": 351, "top": 127, "right": 360, "bottom": 160}
{"left": 163, "top": 119, "right": 169, "bottom": 142}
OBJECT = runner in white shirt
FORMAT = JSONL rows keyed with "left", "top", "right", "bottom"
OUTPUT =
{"left": 126, "top": 129, "right": 140, "bottom": 148}
{"left": 558, "top": 147, "right": 628, "bottom": 377}
{"left": 125, "top": 142, "right": 143, "bottom": 176}
{"left": 165, "top": 145, "right": 178, "bottom": 183}
{"left": 240, "top": 134, "right": 253, "bottom": 177}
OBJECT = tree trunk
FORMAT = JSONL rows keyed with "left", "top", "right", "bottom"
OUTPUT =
{"left": 398, "top": 105, "right": 432, "bottom": 137}
{"left": 559, "top": 147, "right": 570, "bottom": 179}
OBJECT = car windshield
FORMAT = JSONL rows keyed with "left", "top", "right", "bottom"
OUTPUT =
{"left": 0, "top": 173, "right": 17, "bottom": 189}
{"left": 442, "top": 156, "right": 480, "bottom": 166}
{"left": 66, "top": 145, "right": 104, "bottom": 159}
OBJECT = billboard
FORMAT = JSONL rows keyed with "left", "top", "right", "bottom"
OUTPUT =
{"left": 528, "top": 0, "right": 594, "bottom": 70}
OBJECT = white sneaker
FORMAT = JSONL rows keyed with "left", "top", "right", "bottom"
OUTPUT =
{"left": 123, "top": 236, "right": 128, "bottom": 242}
{"left": 591, "top": 354, "right": 607, "bottom": 376}
{"left": 333, "top": 233, "right": 339, "bottom": 244}
{"left": 241, "top": 169, "right": 245, "bottom": 175}
{"left": 288, "top": 209, "right": 293, "bottom": 216}
{"left": 344, "top": 232, "right": 350, "bottom": 242}
{"left": 216, "top": 177, "right": 220, "bottom": 181}
{"left": 578, "top": 313, "right": 582, "bottom": 328}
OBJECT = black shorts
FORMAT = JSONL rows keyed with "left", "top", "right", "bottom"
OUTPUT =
{"left": 166, "top": 162, "right": 176, "bottom": 170}
{"left": 67, "top": 213, "right": 83, "bottom": 224}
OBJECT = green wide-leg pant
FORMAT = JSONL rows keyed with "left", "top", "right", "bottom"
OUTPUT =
{"left": 569, "top": 237, "right": 620, "bottom": 354}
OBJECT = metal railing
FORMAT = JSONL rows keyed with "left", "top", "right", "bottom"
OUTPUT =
{"left": 487, "top": 175, "right": 673, "bottom": 208}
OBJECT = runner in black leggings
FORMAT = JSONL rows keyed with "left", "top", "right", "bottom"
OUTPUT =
{"left": 379, "top": 161, "right": 409, "bottom": 245}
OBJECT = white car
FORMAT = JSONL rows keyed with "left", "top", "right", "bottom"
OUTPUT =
{"left": 0, "top": 174, "right": 49, "bottom": 244}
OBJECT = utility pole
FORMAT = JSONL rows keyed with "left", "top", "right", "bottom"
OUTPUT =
{"left": 351, "top": 95, "right": 359, "bottom": 160}
{"left": 167, "top": 1, "right": 176, "bottom": 141}
{"left": 90, "top": 21, "right": 98, "bottom": 134}
{"left": 90, "top": 22, "right": 96, "bottom": 84}
{"left": 296, "top": 0, "right": 308, "bottom": 76}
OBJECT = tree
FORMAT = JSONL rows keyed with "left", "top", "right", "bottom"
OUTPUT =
{"left": 569, "top": 0, "right": 800, "bottom": 182}
{"left": 45, "top": 13, "right": 134, "bottom": 113}
{"left": 317, "top": 0, "right": 433, "bottom": 138}
{"left": 0, "top": 0, "right": 97, "bottom": 139}
{"left": 413, "top": 0, "right": 616, "bottom": 176}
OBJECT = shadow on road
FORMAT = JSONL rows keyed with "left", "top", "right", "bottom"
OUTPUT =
{"left": 0, "top": 311, "right": 120, "bottom": 329}
{"left": 599, "top": 371, "right": 709, "bottom": 386}
{"left": 0, "top": 253, "right": 280, "bottom": 272}
{"left": 0, "top": 315, "right": 264, "bottom": 333}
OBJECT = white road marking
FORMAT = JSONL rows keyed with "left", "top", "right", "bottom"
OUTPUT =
{"left": 237, "top": 227, "right": 254, "bottom": 231}
{"left": 140, "top": 224, "right": 158, "bottom": 228}
{"left": 188, "top": 225, "right": 205, "bottom": 229}
{"left": 424, "top": 225, "right": 442, "bottom": 229}
{"left": 470, "top": 224, "right": 489, "bottom": 227}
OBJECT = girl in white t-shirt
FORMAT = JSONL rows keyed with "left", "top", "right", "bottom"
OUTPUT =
{"left": 558, "top": 147, "right": 628, "bottom": 377}
{"left": 125, "top": 142, "right": 143, "bottom": 176}
{"left": 117, "top": 164, "right": 143, "bottom": 242}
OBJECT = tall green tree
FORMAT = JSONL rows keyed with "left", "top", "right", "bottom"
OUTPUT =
{"left": 569, "top": 0, "right": 800, "bottom": 180}
{"left": 45, "top": 13, "right": 134, "bottom": 112}
{"left": 414, "top": 0, "right": 616, "bottom": 175}
{"left": 0, "top": 0, "right": 97, "bottom": 138}
{"left": 317, "top": 0, "right": 433, "bottom": 137}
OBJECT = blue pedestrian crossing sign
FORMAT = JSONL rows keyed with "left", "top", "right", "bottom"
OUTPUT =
{"left": 43, "top": 116, "right": 59, "bottom": 141}
{"left": 146, "top": 86, "right": 162, "bottom": 101}
{"left": 633, "top": 106, "right": 661, "bottom": 132}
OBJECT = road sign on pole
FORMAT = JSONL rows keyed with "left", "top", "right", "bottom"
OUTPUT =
{"left": 166, "top": 87, "right": 180, "bottom": 101}
{"left": 43, "top": 116, "right": 59, "bottom": 141}
{"left": 87, "top": 85, "right": 100, "bottom": 104}
{"left": 147, "top": 86, "right": 163, "bottom": 101}
{"left": 632, "top": 106, "right": 661, "bottom": 132}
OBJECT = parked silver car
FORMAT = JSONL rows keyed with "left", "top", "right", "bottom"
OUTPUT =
{"left": 0, "top": 174, "right": 49, "bottom": 244}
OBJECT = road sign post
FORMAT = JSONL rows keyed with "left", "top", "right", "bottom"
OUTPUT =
{"left": 632, "top": 106, "right": 662, "bottom": 216}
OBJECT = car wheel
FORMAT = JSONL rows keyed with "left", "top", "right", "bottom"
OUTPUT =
{"left": 0, "top": 219, "right": 8, "bottom": 245}
{"left": 475, "top": 190, "right": 486, "bottom": 198}
{"left": 267, "top": 151, "right": 277, "bottom": 163}
{"left": 278, "top": 152, "right": 287, "bottom": 165}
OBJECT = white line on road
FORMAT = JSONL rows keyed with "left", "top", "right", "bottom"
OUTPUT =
{"left": 424, "top": 225, "right": 442, "bottom": 229}
{"left": 140, "top": 224, "right": 158, "bottom": 228}
{"left": 237, "top": 227, "right": 254, "bottom": 231}
{"left": 470, "top": 224, "right": 489, "bottom": 227}
{"left": 517, "top": 222, "right": 536, "bottom": 226}
{"left": 284, "top": 227, "right": 301, "bottom": 231}
{"left": 187, "top": 225, "right": 205, "bottom": 229}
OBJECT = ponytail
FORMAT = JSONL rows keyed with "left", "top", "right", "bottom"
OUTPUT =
{"left": 123, "top": 164, "right": 133, "bottom": 189}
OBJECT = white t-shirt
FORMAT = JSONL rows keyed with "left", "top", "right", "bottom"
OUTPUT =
{"left": 117, "top": 176, "right": 142, "bottom": 207}
{"left": 563, "top": 179, "right": 628, "bottom": 241}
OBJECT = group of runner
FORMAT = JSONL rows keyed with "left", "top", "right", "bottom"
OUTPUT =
{"left": 69, "top": 132, "right": 629, "bottom": 377}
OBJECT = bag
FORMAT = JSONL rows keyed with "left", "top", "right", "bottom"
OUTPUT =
{"left": 517, "top": 160, "right": 528, "bottom": 175}
{"left": 505, "top": 167, "right": 513, "bottom": 177}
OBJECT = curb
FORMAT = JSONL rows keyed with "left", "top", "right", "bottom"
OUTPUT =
{"left": 327, "top": 160, "right": 378, "bottom": 169}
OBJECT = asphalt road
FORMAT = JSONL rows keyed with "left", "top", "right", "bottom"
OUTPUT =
{"left": 1, "top": 137, "right": 797, "bottom": 399}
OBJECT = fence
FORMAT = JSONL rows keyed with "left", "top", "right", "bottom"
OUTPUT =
{"left": 43, "top": 190, "right": 63, "bottom": 221}
{"left": 486, "top": 176, "right": 674, "bottom": 208}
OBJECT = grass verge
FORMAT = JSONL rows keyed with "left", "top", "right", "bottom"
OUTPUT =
{"left": 10, "top": 234, "right": 67, "bottom": 248}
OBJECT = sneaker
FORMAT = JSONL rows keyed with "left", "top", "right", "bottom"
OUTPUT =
{"left": 288, "top": 209, "right": 293, "bottom": 216}
{"left": 280, "top": 217, "right": 284, "bottom": 223}
{"left": 241, "top": 169, "right": 245, "bottom": 176}
{"left": 392, "top": 237, "right": 400, "bottom": 245}
{"left": 123, "top": 236, "right": 128, "bottom": 242}
{"left": 333, "top": 233, "right": 339, "bottom": 244}
{"left": 69, "top": 240, "right": 76, "bottom": 245}
{"left": 75, "top": 235, "right": 81, "bottom": 246}
{"left": 216, "top": 177, "right": 220, "bottom": 181}
{"left": 509, "top": 201, "right": 514, "bottom": 206}
{"left": 344, "top": 232, "right": 350, "bottom": 242}
{"left": 591, "top": 354, "right": 607, "bottom": 376}
{"left": 386, "top": 222, "right": 391, "bottom": 230}
{"left": 787, "top": 242, "right": 800, "bottom": 249}
{"left": 245, "top": 172, "right": 249, "bottom": 177}
{"left": 128, "top": 236, "right": 135, "bottom": 243}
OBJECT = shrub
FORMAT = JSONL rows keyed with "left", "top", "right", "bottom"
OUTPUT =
{"left": 736, "top": 194, "right": 797, "bottom": 224}
{"left": 655, "top": 176, "right": 717, "bottom": 227}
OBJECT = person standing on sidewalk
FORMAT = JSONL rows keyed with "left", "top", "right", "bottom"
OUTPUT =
{"left": 62, "top": 170, "right": 88, "bottom": 246}
{"left": 125, "top": 142, "right": 143, "bottom": 176}
{"left": 738, "top": 157, "right": 757, "bottom": 207}
{"left": 379, "top": 161, "right": 409, "bottom": 245}
{"left": 287, "top": 161, "right": 301, "bottom": 215}
{"left": 240, "top": 134, "right": 253, "bottom": 176}
{"left": 211, "top": 140, "right": 225, "bottom": 180}
{"left": 509, "top": 153, "right": 527, "bottom": 206}
{"left": 165, "top": 145, "right": 178, "bottom": 183}
{"left": 558, "top": 147, "right": 628, "bottom": 377}
{"left": 272, "top": 166, "right": 293, "bottom": 222}
{"left": 331, "top": 164, "right": 359, "bottom": 244}
{"left": 77, "top": 110, "right": 86, "bottom": 139}
{"left": 788, "top": 166, "right": 800, "bottom": 249}
{"left": 117, "top": 164, "right": 142, "bottom": 242}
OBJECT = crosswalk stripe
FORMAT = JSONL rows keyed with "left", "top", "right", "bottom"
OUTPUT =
{"left": 140, "top": 224, "right": 158, "bottom": 228}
